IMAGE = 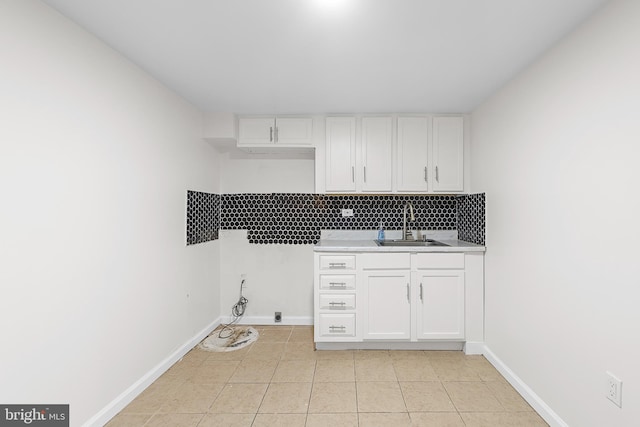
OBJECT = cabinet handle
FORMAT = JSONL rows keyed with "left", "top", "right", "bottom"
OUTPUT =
{"left": 329, "top": 325, "right": 347, "bottom": 332}
{"left": 406, "top": 283, "right": 410, "bottom": 302}
{"left": 329, "top": 301, "right": 347, "bottom": 308}
{"left": 420, "top": 283, "right": 423, "bottom": 301}
{"left": 364, "top": 166, "right": 367, "bottom": 182}
{"left": 328, "top": 262, "right": 347, "bottom": 269}
{"left": 436, "top": 166, "right": 439, "bottom": 182}
{"left": 424, "top": 167, "right": 427, "bottom": 182}
{"left": 351, "top": 166, "right": 355, "bottom": 183}
{"left": 270, "top": 126, "right": 273, "bottom": 142}
{"left": 329, "top": 282, "right": 347, "bottom": 288}
{"left": 274, "top": 126, "right": 279, "bottom": 143}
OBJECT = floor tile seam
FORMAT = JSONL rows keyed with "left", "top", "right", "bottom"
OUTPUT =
{"left": 479, "top": 379, "right": 519, "bottom": 412}
{"left": 142, "top": 412, "right": 205, "bottom": 425}
{"left": 398, "top": 380, "right": 412, "bottom": 414}
{"left": 397, "top": 379, "right": 452, "bottom": 413}
{"left": 253, "top": 379, "right": 274, "bottom": 417}
{"left": 136, "top": 408, "right": 162, "bottom": 427}
{"left": 194, "top": 413, "right": 258, "bottom": 427}
{"left": 438, "top": 379, "right": 468, "bottom": 419}
{"left": 444, "top": 379, "right": 510, "bottom": 412}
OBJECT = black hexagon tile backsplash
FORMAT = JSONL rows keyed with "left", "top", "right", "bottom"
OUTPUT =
{"left": 187, "top": 192, "right": 485, "bottom": 246}
{"left": 186, "top": 190, "right": 220, "bottom": 245}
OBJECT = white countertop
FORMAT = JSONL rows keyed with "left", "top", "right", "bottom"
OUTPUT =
{"left": 314, "top": 230, "right": 485, "bottom": 253}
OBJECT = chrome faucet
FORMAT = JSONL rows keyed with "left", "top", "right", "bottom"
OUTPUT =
{"left": 402, "top": 202, "right": 415, "bottom": 240}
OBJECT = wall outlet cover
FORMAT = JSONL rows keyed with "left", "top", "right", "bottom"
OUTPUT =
{"left": 606, "top": 371, "right": 622, "bottom": 407}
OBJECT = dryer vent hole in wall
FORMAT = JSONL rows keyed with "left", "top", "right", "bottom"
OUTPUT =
{"left": 275, "top": 312, "right": 282, "bottom": 323}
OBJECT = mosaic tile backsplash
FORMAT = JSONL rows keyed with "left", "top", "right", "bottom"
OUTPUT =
{"left": 456, "top": 193, "right": 485, "bottom": 245}
{"left": 186, "top": 191, "right": 219, "bottom": 245}
{"left": 187, "top": 192, "right": 485, "bottom": 246}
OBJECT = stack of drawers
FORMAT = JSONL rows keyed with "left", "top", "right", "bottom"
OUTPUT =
{"left": 316, "top": 254, "right": 357, "bottom": 340}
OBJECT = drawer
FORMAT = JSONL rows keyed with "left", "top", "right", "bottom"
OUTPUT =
{"left": 360, "top": 252, "right": 410, "bottom": 269}
{"left": 318, "top": 314, "right": 356, "bottom": 337}
{"left": 413, "top": 253, "right": 465, "bottom": 269}
{"left": 319, "top": 293, "right": 356, "bottom": 310}
{"left": 319, "top": 255, "right": 356, "bottom": 270}
{"left": 319, "top": 274, "right": 356, "bottom": 290}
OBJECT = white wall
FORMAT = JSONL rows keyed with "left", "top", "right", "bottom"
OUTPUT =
{"left": 0, "top": 1, "right": 220, "bottom": 425}
{"left": 220, "top": 151, "right": 315, "bottom": 194}
{"left": 471, "top": 1, "right": 640, "bottom": 426}
{"left": 219, "top": 230, "right": 314, "bottom": 325}
{"left": 218, "top": 146, "right": 316, "bottom": 324}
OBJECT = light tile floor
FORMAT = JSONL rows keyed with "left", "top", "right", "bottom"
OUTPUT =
{"left": 107, "top": 325, "right": 549, "bottom": 427}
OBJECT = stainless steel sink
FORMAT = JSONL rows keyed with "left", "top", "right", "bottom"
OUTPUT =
{"left": 375, "top": 239, "right": 449, "bottom": 247}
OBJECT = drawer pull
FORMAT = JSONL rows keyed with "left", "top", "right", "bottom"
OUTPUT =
{"left": 329, "top": 301, "right": 347, "bottom": 309}
{"left": 328, "top": 262, "right": 347, "bottom": 269}
{"left": 329, "top": 325, "right": 347, "bottom": 332}
{"left": 329, "top": 282, "right": 347, "bottom": 288}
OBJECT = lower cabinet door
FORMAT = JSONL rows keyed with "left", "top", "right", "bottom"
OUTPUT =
{"left": 361, "top": 271, "right": 411, "bottom": 340}
{"left": 415, "top": 270, "right": 465, "bottom": 340}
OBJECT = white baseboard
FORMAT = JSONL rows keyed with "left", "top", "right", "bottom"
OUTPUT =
{"left": 482, "top": 345, "right": 568, "bottom": 427}
{"left": 220, "top": 315, "right": 313, "bottom": 326}
{"left": 83, "top": 317, "right": 222, "bottom": 427}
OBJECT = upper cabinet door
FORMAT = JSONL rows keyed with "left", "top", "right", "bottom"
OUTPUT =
{"left": 432, "top": 116, "right": 464, "bottom": 192}
{"left": 325, "top": 117, "right": 357, "bottom": 192}
{"left": 238, "top": 118, "right": 276, "bottom": 146}
{"left": 361, "top": 117, "right": 393, "bottom": 192}
{"left": 274, "top": 118, "right": 313, "bottom": 145}
{"left": 396, "top": 117, "right": 430, "bottom": 192}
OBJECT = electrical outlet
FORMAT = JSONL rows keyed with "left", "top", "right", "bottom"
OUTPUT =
{"left": 341, "top": 208, "right": 354, "bottom": 217}
{"left": 274, "top": 312, "right": 282, "bottom": 323}
{"left": 606, "top": 371, "right": 622, "bottom": 407}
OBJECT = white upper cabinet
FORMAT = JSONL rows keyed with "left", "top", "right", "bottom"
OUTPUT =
{"left": 397, "top": 116, "right": 464, "bottom": 193}
{"left": 325, "top": 117, "right": 393, "bottom": 193}
{"left": 325, "top": 117, "right": 357, "bottom": 192}
{"left": 322, "top": 115, "right": 465, "bottom": 194}
{"left": 238, "top": 117, "right": 313, "bottom": 148}
{"left": 238, "top": 118, "right": 274, "bottom": 145}
{"left": 432, "top": 116, "right": 464, "bottom": 192}
{"left": 273, "top": 118, "right": 313, "bottom": 145}
{"left": 361, "top": 117, "right": 393, "bottom": 192}
{"left": 396, "top": 117, "right": 430, "bottom": 192}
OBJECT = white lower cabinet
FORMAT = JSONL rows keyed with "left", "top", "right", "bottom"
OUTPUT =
{"left": 414, "top": 270, "right": 465, "bottom": 340}
{"left": 315, "top": 251, "right": 479, "bottom": 347}
{"left": 315, "top": 254, "right": 358, "bottom": 342}
{"left": 361, "top": 270, "right": 411, "bottom": 340}
{"left": 318, "top": 313, "right": 356, "bottom": 338}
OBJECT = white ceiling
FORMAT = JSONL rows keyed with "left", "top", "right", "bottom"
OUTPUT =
{"left": 42, "top": 0, "right": 609, "bottom": 114}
